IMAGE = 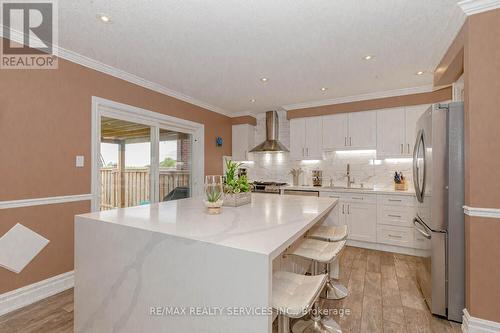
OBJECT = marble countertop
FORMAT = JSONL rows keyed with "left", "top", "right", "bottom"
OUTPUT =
{"left": 76, "top": 193, "right": 337, "bottom": 259}
{"left": 282, "top": 185, "right": 416, "bottom": 196}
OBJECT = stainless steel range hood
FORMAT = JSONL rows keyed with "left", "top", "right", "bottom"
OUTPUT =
{"left": 249, "top": 111, "right": 289, "bottom": 153}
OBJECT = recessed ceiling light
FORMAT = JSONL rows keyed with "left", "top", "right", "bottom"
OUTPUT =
{"left": 363, "top": 55, "right": 374, "bottom": 60}
{"left": 416, "top": 71, "right": 425, "bottom": 75}
{"left": 260, "top": 77, "right": 269, "bottom": 83}
{"left": 320, "top": 87, "right": 328, "bottom": 92}
{"left": 97, "top": 14, "right": 111, "bottom": 23}
{"left": 250, "top": 99, "right": 256, "bottom": 103}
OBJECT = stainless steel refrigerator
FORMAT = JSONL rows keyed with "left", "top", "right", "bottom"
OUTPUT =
{"left": 412, "top": 102, "right": 465, "bottom": 322}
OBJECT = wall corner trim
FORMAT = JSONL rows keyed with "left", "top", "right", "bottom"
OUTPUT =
{"left": 463, "top": 205, "right": 500, "bottom": 219}
{"left": 0, "top": 194, "right": 93, "bottom": 210}
{"left": 0, "top": 271, "right": 74, "bottom": 316}
{"left": 462, "top": 309, "right": 500, "bottom": 332}
{"left": 458, "top": 0, "right": 500, "bottom": 15}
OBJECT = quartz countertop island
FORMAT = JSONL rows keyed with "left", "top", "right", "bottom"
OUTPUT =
{"left": 75, "top": 194, "right": 337, "bottom": 333}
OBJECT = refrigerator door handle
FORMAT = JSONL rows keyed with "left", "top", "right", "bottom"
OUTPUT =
{"left": 413, "top": 129, "right": 426, "bottom": 203}
{"left": 414, "top": 217, "right": 431, "bottom": 239}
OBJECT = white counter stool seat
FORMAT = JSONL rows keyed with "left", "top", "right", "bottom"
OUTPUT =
{"left": 307, "top": 225, "right": 349, "bottom": 300}
{"left": 288, "top": 239, "right": 345, "bottom": 333}
{"left": 272, "top": 271, "right": 327, "bottom": 333}
{"left": 308, "top": 225, "right": 348, "bottom": 242}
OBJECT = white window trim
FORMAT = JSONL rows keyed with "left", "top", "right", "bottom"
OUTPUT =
{"left": 91, "top": 96, "right": 204, "bottom": 211}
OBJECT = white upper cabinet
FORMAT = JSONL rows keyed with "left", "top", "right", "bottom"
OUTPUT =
{"left": 289, "top": 117, "right": 322, "bottom": 160}
{"left": 376, "top": 107, "right": 406, "bottom": 157}
{"left": 405, "top": 105, "right": 429, "bottom": 155}
{"left": 348, "top": 110, "right": 377, "bottom": 149}
{"left": 376, "top": 104, "right": 429, "bottom": 157}
{"left": 322, "top": 111, "right": 376, "bottom": 150}
{"left": 322, "top": 113, "right": 348, "bottom": 150}
{"left": 231, "top": 124, "right": 255, "bottom": 161}
{"left": 305, "top": 117, "right": 323, "bottom": 159}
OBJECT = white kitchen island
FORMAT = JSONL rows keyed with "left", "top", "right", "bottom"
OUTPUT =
{"left": 74, "top": 193, "right": 337, "bottom": 333}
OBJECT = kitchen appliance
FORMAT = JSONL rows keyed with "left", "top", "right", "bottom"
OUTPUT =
{"left": 249, "top": 111, "right": 289, "bottom": 153}
{"left": 312, "top": 170, "right": 322, "bottom": 187}
{"left": 252, "top": 181, "right": 287, "bottom": 194}
{"left": 282, "top": 189, "right": 319, "bottom": 197}
{"left": 412, "top": 102, "right": 464, "bottom": 322}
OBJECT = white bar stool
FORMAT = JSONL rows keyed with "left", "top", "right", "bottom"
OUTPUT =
{"left": 307, "top": 225, "right": 349, "bottom": 300}
{"left": 272, "top": 271, "right": 328, "bottom": 333}
{"left": 288, "top": 239, "right": 345, "bottom": 333}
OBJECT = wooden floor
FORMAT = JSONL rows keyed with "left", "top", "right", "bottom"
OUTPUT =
{"left": 0, "top": 246, "right": 461, "bottom": 333}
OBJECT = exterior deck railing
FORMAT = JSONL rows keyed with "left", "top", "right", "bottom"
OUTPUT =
{"left": 100, "top": 167, "right": 190, "bottom": 210}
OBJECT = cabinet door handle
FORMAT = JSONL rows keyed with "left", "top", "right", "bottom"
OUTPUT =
{"left": 306, "top": 147, "right": 309, "bottom": 156}
{"left": 400, "top": 143, "right": 403, "bottom": 154}
{"left": 351, "top": 197, "right": 363, "bottom": 200}
{"left": 344, "top": 137, "right": 347, "bottom": 146}
{"left": 302, "top": 148, "right": 304, "bottom": 156}
{"left": 388, "top": 214, "right": 402, "bottom": 218}
{"left": 342, "top": 204, "right": 345, "bottom": 214}
{"left": 388, "top": 199, "right": 402, "bottom": 202}
{"left": 407, "top": 143, "right": 410, "bottom": 154}
{"left": 349, "top": 137, "right": 352, "bottom": 146}
{"left": 388, "top": 234, "right": 403, "bottom": 239}
{"left": 348, "top": 204, "right": 350, "bottom": 214}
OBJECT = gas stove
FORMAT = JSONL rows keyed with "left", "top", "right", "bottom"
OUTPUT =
{"left": 252, "top": 181, "right": 288, "bottom": 194}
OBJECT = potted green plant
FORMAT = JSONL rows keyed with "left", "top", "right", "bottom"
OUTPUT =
{"left": 223, "top": 159, "right": 252, "bottom": 207}
{"left": 204, "top": 175, "right": 224, "bottom": 214}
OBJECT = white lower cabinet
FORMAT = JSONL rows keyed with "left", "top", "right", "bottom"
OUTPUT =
{"left": 319, "top": 192, "right": 344, "bottom": 226}
{"left": 346, "top": 201, "right": 377, "bottom": 243}
{"left": 377, "top": 225, "right": 414, "bottom": 247}
{"left": 319, "top": 191, "right": 423, "bottom": 253}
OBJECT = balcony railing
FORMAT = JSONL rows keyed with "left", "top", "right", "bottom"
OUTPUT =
{"left": 100, "top": 167, "right": 190, "bottom": 210}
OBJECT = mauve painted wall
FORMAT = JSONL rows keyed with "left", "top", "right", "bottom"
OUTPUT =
{"left": 0, "top": 45, "right": 231, "bottom": 293}
{"left": 0, "top": 51, "right": 232, "bottom": 201}
{"left": 463, "top": 9, "right": 500, "bottom": 323}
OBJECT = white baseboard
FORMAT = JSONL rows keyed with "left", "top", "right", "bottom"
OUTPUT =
{"left": 347, "top": 239, "right": 427, "bottom": 257}
{"left": 463, "top": 309, "right": 500, "bottom": 333}
{"left": 0, "top": 271, "right": 74, "bottom": 316}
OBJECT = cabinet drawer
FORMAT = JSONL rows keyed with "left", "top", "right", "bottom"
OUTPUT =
{"left": 377, "top": 205, "right": 415, "bottom": 227}
{"left": 414, "top": 229, "right": 431, "bottom": 250}
{"left": 343, "top": 193, "right": 376, "bottom": 204}
{"left": 377, "top": 225, "right": 414, "bottom": 248}
{"left": 377, "top": 194, "right": 415, "bottom": 207}
{"left": 319, "top": 191, "right": 341, "bottom": 198}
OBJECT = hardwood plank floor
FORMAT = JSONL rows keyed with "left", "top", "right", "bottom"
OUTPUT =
{"left": 0, "top": 247, "right": 462, "bottom": 333}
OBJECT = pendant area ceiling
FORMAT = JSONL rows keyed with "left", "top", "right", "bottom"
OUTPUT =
{"left": 58, "top": 0, "right": 466, "bottom": 115}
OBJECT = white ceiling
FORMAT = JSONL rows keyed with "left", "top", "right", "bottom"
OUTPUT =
{"left": 58, "top": 1, "right": 466, "bottom": 116}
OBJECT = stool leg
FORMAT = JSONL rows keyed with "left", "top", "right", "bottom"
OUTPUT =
{"left": 292, "top": 299, "right": 342, "bottom": 333}
{"left": 292, "top": 260, "right": 342, "bottom": 333}
{"left": 278, "top": 314, "right": 290, "bottom": 333}
{"left": 323, "top": 260, "right": 348, "bottom": 300}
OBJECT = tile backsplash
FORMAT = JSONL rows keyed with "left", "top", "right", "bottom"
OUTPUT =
{"left": 239, "top": 110, "right": 414, "bottom": 189}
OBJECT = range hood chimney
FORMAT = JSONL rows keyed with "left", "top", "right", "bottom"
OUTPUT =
{"left": 249, "top": 111, "right": 289, "bottom": 153}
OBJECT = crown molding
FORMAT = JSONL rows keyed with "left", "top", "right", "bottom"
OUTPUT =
{"left": 458, "top": 0, "right": 500, "bottom": 15}
{"left": 0, "top": 27, "right": 232, "bottom": 117}
{"left": 282, "top": 85, "right": 435, "bottom": 111}
{"left": 463, "top": 205, "right": 500, "bottom": 219}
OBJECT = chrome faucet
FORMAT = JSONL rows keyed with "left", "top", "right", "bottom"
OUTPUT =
{"left": 346, "top": 164, "right": 355, "bottom": 188}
